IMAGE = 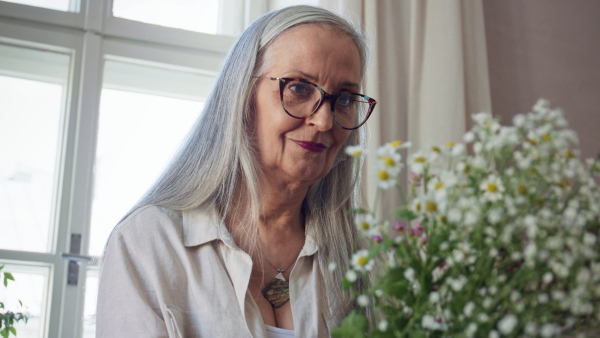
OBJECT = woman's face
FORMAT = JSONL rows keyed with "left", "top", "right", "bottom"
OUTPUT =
{"left": 253, "top": 24, "right": 361, "bottom": 187}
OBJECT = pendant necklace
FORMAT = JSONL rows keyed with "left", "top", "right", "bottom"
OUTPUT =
{"left": 261, "top": 257, "right": 295, "bottom": 308}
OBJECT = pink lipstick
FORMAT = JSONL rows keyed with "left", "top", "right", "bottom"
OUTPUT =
{"left": 294, "top": 140, "right": 327, "bottom": 153}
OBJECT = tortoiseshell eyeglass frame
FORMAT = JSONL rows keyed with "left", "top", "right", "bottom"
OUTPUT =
{"left": 269, "top": 77, "right": 377, "bottom": 130}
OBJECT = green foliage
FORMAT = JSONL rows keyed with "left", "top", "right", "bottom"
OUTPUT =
{"left": 0, "top": 266, "right": 28, "bottom": 337}
{"left": 332, "top": 311, "right": 368, "bottom": 338}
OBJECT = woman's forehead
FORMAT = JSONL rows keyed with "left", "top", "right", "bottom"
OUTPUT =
{"left": 263, "top": 24, "right": 362, "bottom": 85}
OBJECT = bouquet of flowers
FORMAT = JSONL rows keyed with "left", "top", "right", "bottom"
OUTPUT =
{"left": 333, "top": 100, "right": 600, "bottom": 337}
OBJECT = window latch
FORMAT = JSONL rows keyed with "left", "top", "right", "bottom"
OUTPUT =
{"left": 59, "top": 233, "right": 92, "bottom": 285}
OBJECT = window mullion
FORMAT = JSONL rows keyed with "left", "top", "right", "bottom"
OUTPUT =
{"left": 57, "top": 30, "right": 104, "bottom": 338}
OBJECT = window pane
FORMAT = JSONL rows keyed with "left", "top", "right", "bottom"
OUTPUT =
{"left": 82, "top": 267, "right": 99, "bottom": 338}
{"left": 112, "top": 0, "right": 241, "bottom": 35}
{"left": 1, "top": 0, "right": 79, "bottom": 12}
{"left": 0, "top": 44, "right": 70, "bottom": 253}
{"left": 89, "top": 60, "right": 212, "bottom": 256}
{"left": 0, "top": 263, "right": 51, "bottom": 338}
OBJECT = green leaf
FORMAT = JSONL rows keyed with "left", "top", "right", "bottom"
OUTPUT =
{"left": 8, "top": 327, "right": 15, "bottom": 336}
{"left": 3, "top": 273, "right": 14, "bottom": 288}
{"left": 341, "top": 278, "right": 353, "bottom": 289}
{"left": 0, "top": 328, "right": 8, "bottom": 338}
{"left": 18, "top": 301, "right": 22, "bottom": 307}
{"left": 397, "top": 210, "right": 418, "bottom": 221}
{"left": 331, "top": 311, "right": 368, "bottom": 338}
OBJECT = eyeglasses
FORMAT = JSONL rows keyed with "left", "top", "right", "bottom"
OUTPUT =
{"left": 268, "top": 77, "right": 377, "bottom": 130}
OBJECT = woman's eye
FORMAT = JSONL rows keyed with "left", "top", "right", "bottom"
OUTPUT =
{"left": 288, "top": 82, "right": 311, "bottom": 95}
{"left": 337, "top": 94, "right": 352, "bottom": 107}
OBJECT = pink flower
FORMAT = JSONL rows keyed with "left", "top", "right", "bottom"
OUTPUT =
{"left": 373, "top": 235, "right": 383, "bottom": 243}
{"left": 411, "top": 222, "right": 424, "bottom": 236}
{"left": 419, "top": 235, "right": 428, "bottom": 245}
{"left": 394, "top": 221, "right": 407, "bottom": 233}
{"left": 409, "top": 172, "right": 422, "bottom": 186}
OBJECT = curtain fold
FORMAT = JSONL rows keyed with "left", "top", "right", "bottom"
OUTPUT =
{"left": 407, "top": 0, "right": 491, "bottom": 150}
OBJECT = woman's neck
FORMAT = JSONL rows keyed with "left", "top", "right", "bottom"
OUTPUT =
{"left": 225, "top": 180, "right": 307, "bottom": 251}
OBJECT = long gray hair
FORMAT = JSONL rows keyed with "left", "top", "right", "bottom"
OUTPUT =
{"left": 135, "top": 5, "right": 369, "bottom": 319}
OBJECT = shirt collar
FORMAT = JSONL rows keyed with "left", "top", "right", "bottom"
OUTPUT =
{"left": 182, "top": 207, "right": 319, "bottom": 256}
{"left": 182, "top": 207, "right": 232, "bottom": 247}
{"left": 300, "top": 225, "right": 318, "bottom": 257}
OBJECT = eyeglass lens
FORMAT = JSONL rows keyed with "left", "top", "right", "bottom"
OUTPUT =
{"left": 281, "top": 80, "right": 371, "bottom": 129}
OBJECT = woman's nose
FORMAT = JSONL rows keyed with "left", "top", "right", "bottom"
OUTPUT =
{"left": 306, "top": 101, "right": 334, "bottom": 131}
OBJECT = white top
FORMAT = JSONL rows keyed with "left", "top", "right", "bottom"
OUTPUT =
{"left": 96, "top": 205, "right": 343, "bottom": 337}
{"left": 265, "top": 325, "right": 295, "bottom": 338}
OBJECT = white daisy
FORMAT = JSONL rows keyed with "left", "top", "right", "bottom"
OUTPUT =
{"left": 354, "top": 213, "right": 379, "bottom": 237}
{"left": 357, "top": 294, "right": 369, "bottom": 307}
{"left": 345, "top": 269, "right": 358, "bottom": 282}
{"left": 344, "top": 145, "right": 367, "bottom": 157}
{"left": 480, "top": 175, "right": 505, "bottom": 202}
{"left": 352, "top": 249, "right": 374, "bottom": 272}
{"left": 378, "top": 319, "right": 389, "bottom": 332}
{"left": 497, "top": 314, "right": 518, "bottom": 335}
{"left": 377, "top": 143, "right": 403, "bottom": 171}
{"left": 389, "top": 140, "right": 412, "bottom": 150}
{"left": 377, "top": 166, "right": 398, "bottom": 189}
{"left": 409, "top": 151, "right": 429, "bottom": 175}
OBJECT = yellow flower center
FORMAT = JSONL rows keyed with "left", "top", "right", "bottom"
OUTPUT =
{"left": 380, "top": 156, "right": 395, "bottom": 166}
{"left": 517, "top": 184, "right": 528, "bottom": 195}
{"left": 487, "top": 183, "right": 498, "bottom": 193}
{"left": 432, "top": 146, "right": 441, "bottom": 153}
{"left": 435, "top": 182, "right": 444, "bottom": 190}
{"left": 415, "top": 156, "right": 426, "bottom": 163}
{"left": 378, "top": 170, "right": 389, "bottom": 180}
{"left": 566, "top": 149, "right": 574, "bottom": 158}
{"left": 391, "top": 140, "right": 403, "bottom": 148}
{"left": 526, "top": 138, "right": 537, "bottom": 146}
{"left": 357, "top": 256, "right": 368, "bottom": 266}
{"left": 445, "top": 142, "right": 455, "bottom": 147}
{"left": 415, "top": 202, "right": 422, "bottom": 212}
{"left": 426, "top": 201, "right": 437, "bottom": 212}
{"left": 352, "top": 150, "right": 363, "bottom": 156}
{"left": 360, "top": 222, "right": 370, "bottom": 230}
{"left": 542, "top": 133, "right": 552, "bottom": 142}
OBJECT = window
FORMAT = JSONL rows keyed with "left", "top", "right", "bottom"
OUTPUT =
{"left": 89, "top": 60, "right": 211, "bottom": 257}
{"left": 0, "top": 0, "right": 316, "bottom": 336}
{"left": 0, "top": 262, "right": 51, "bottom": 338}
{"left": 0, "top": 44, "right": 70, "bottom": 254}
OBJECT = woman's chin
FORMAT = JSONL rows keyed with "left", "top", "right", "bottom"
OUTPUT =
{"left": 275, "top": 167, "right": 330, "bottom": 187}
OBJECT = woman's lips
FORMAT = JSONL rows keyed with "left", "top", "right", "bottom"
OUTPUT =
{"left": 293, "top": 140, "right": 328, "bottom": 153}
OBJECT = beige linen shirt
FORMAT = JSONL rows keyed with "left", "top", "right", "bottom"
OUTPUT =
{"left": 96, "top": 205, "right": 339, "bottom": 337}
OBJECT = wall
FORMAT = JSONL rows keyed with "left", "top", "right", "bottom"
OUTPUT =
{"left": 483, "top": 0, "right": 600, "bottom": 160}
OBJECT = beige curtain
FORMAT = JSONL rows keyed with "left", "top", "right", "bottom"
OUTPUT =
{"left": 319, "top": 0, "right": 492, "bottom": 209}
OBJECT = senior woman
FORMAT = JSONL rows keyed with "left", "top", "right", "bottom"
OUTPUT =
{"left": 96, "top": 5, "right": 376, "bottom": 337}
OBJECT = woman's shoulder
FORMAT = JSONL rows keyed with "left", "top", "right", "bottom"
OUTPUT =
{"left": 115, "top": 205, "right": 182, "bottom": 234}
{"left": 106, "top": 205, "right": 191, "bottom": 252}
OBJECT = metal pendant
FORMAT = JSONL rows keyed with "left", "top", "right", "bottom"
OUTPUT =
{"left": 261, "top": 272, "right": 290, "bottom": 308}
